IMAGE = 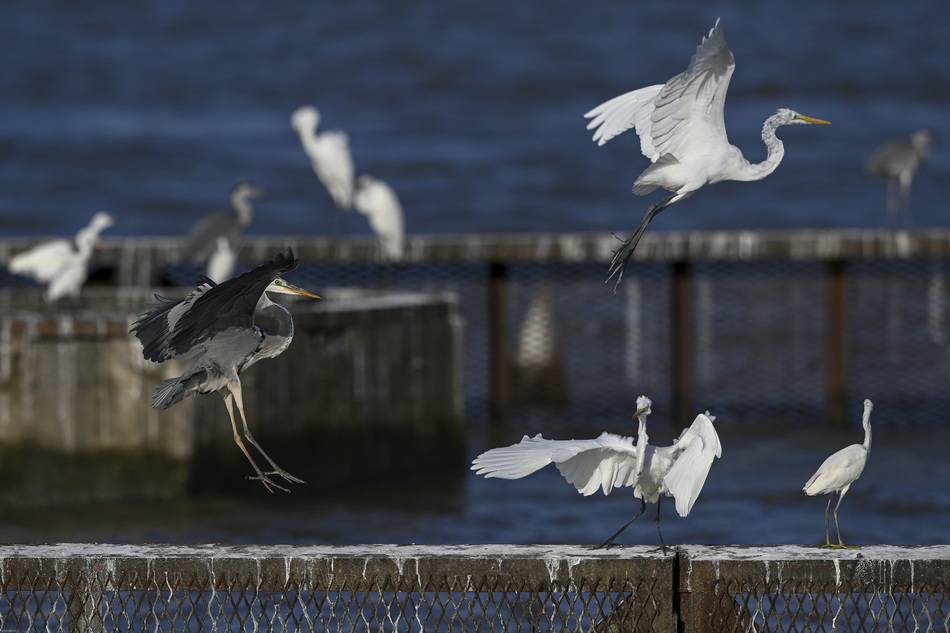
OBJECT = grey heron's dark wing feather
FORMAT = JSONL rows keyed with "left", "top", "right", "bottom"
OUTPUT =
{"left": 131, "top": 283, "right": 215, "bottom": 362}
{"left": 182, "top": 211, "right": 241, "bottom": 263}
{"left": 163, "top": 251, "right": 297, "bottom": 357}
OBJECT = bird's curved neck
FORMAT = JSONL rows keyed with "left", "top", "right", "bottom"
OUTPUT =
{"left": 862, "top": 420, "right": 872, "bottom": 451}
{"left": 635, "top": 415, "right": 649, "bottom": 467}
{"left": 74, "top": 223, "right": 106, "bottom": 256}
{"left": 255, "top": 295, "right": 293, "bottom": 338}
{"left": 231, "top": 192, "right": 254, "bottom": 226}
{"left": 733, "top": 115, "right": 786, "bottom": 182}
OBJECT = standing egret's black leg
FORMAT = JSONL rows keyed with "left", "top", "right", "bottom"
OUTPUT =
{"left": 596, "top": 499, "right": 647, "bottom": 549}
{"left": 820, "top": 496, "right": 833, "bottom": 547}
{"left": 229, "top": 382, "right": 305, "bottom": 485}
{"left": 833, "top": 488, "right": 849, "bottom": 547}
{"left": 654, "top": 496, "right": 668, "bottom": 554}
{"left": 606, "top": 195, "right": 676, "bottom": 293}
{"left": 223, "top": 392, "right": 288, "bottom": 493}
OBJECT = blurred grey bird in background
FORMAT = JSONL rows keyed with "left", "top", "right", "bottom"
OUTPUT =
{"left": 866, "top": 129, "right": 934, "bottom": 222}
{"left": 130, "top": 251, "right": 321, "bottom": 493}
{"left": 181, "top": 182, "right": 264, "bottom": 282}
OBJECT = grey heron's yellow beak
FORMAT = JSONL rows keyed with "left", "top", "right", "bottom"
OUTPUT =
{"left": 268, "top": 278, "right": 321, "bottom": 300}
{"left": 794, "top": 113, "right": 831, "bottom": 125}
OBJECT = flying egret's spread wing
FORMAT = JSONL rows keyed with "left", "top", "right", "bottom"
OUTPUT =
{"left": 132, "top": 252, "right": 296, "bottom": 361}
{"left": 8, "top": 240, "right": 74, "bottom": 282}
{"left": 584, "top": 84, "right": 665, "bottom": 157}
{"left": 182, "top": 212, "right": 240, "bottom": 263}
{"left": 472, "top": 432, "right": 641, "bottom": 496}
{"left": 663, "top": 412, "right": 721, "bottom": 517}
{"left": 649, "top": 19, "right": 735, "bottom": 162}
{"left": 314, "top": 131, "right": 355, "bottom": 209}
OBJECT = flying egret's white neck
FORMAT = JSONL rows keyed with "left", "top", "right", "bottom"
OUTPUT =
{"left": 861, "top": 401, "right": 873, "bottom": 451}
{"left": 75, "top": 213, "right": 113, "bottom": 256}
{"left": 732, "top": 113, "right": 788, "bottom": 182}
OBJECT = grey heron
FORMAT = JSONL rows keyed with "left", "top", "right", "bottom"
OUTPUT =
{"left": 472, "top": 396, "right": 721, "bottom": 549}
{"left": 584, "top": 19, "right": 830, "bottom": 290}
{"left": 7, "top": 211, "right": 114, "bottom": 302}
{"left": 866, "top": 130, "right": 934, "bottom": 220}
{"left": 291, "top": 106, "right": 355, "bottom": 210}
{"left": 131, "top": 251, "right": 321, "bottom": 493}
{"left": 803, "top": 399, "right": 873, "bottom": 548}
{"left": 353, "top": 175, "right": 405, "bottom": 262}
{"left": 181, "top": 182, "right": 264, "bottom": 281}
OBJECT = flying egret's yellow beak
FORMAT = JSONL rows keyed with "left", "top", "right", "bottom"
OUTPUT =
{"left": 795, "top": 113, "right": 832, "bottom": 125}
{"left": 634, "top": 405, "right": 650, "bottom": 418}
{"left": 269, "top": 278, "right": 322, "bottom": 300}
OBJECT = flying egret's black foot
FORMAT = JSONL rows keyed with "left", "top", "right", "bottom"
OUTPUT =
{"left": 605, "top": 234, "right": 637, "bottom": 294}
{"left": 266, "top": 469, "right": 306, "bottom": 485}
{"left": 248, "top": 474, "right": 291, "bottom": 493}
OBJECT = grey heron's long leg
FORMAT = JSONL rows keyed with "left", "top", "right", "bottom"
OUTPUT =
{"left": 223, "top": 392, "right": 288, "bottom": 493}
{"left": 606, "top": 195, "right": 676, "bottom": 294}
{"left": 596, "top": 499, "right": 647, "bottom": 550}
{"left": 833, "top": 488, "right": 849, "bottom": 547}
{"left": 229, "top": 381, "right": 305, "bottom": 485}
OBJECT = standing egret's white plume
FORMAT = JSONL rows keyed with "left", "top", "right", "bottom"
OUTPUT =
{"left": 803, "top": 399, "right": 873, "bottom": 548}
{"left": 8, "top": 211, "right": 114, "bottom": 302}
{"left": 291, "top": 106, "right": 355, "bottom": 210}
{"left": 585, "top": 18, "right": 830, "bottom": 290}
{"left": 354, "top": 175, "right": 405, "bottom": 262}
{"left": 472, "top": 395, "right": 722, "bottom": 549}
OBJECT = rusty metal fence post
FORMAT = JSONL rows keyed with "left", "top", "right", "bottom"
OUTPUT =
{"left": 825, "top": 260, "right": 848, "bottom": 427}
{"left": 488, "top": 261, "right": 511, "bottom": 427}
{"left": 671, "top": 260, "right": 692, "bottom": 423}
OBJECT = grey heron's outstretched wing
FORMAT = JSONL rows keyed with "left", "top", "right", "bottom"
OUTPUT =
{"left": 649, "top": 19, "right": 736, "bottom": 162}
{"left": 662, "top": 412, "right": 721, "bottom": 517}
{"left": 181, "top": 211, "right": 241, "bottom": 263}
{"left": 131, "top": 251, "right": 296, "bottom": 361}
{"left": 472, "top": 432, "right": 641, "bottom": 496}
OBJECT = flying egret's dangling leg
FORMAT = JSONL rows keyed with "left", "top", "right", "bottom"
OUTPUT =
{"left": 223, "top": 391, "right": 288, "bottom": 493}
{"left": 228, "top": 381, "right": 305, "bottom": 485}
{"left": 596, "top": 499, "right": 647, "bottom": 550}
{"left": 833, "top": 485, "right": 850, "bottom": 547}
{"left": 607, "top": 193, "right": 684, "bottom": 293}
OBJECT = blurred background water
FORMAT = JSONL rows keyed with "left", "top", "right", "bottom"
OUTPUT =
{"left": 1, "top": 0, "right": 949, "bottom": 547}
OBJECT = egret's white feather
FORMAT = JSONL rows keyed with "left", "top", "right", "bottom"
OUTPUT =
{"left": 312, "top": 131, "right": 355, "bottom": 209}
{"left": 8, "top": 240, "right": 74, "bottom": 282}
{"left": 584, "top": 84, "right": 664, "bottom": 156}
{"left": 354, "top": 176, "right": 405, "bottom": 261}
{"left": 662, "top": 413, "right": 721, "bottom": 517}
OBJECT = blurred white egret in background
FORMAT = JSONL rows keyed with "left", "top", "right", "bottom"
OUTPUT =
{"left": 182, "top": 182, "right": 264, "bottom": 282}
{"left": 866, "top": 129, "right": 934, "bottom": 221}
{"left": 803, "top": 399, "right": 873, "bottom": 548}
{"left": 8, "top": 211, "right": 114, "bottom": 302}
{"left": 131, "top": 251, "right": 321, "bottom": 493}
{"left": 472, "top": 395, "right": 721, "bottom": 549}
{"left": 291, "top": 106, "right": 355, "bottom": 210}
{"left": 354, "top": 175, "right": 405, "bottom": 261}
{"left": 512, "top": 285, "right": 567, "bottom": 405}
{"left": 207, "top": 237, "right": 237, "bottom": 283}
{"left": 584, "top": 19, "right": 831, "bottom": 289}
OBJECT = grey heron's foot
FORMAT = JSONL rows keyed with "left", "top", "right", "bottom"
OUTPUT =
{"left": 265, "top": 469, "right": 306, "bottom": 485}
{"left": 247, "top": 474, "right": 291, "bottom": 493}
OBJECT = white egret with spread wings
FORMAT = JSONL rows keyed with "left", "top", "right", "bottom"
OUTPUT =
{"left": 8, "top": 211, "right": 114, "bottom": 302}
{"left": 131, "top": 251, "right": 321, "bottom": 493}
{"left": 472, "top": 396, "right": 721, "bottom": 549}
{"left": 585, "top": 19, "right": 830, "bottom": 290}
{"left": 803, "top": 399, "right": 873, "bottom": 548}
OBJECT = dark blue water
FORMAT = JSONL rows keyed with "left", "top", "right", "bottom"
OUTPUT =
{"left": 0, "top": 1, "right": 948, "bottom": 238}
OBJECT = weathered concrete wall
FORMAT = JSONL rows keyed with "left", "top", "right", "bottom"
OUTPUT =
{"left": 0, "top": 289, "right": 464, "bottom": 504}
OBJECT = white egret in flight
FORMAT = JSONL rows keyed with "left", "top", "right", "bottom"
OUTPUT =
{"left": 131, "top": 251, "right": 322, "bottom": 493}
{"left": 584, "top": 19, "right": 831, "bottom": 290}
{"left": 803, "top": 399, "right": 873, "bottom": 548}
{"left": 472, "top": 396, "right": 721, "bottom": 549}
{"left": 866, "top": 130, "right": 934, "bottom": 220}
{"left": 291, "top": 106, "right": 355, "bottom": 210}
{"left": 353, "top": 175, "right": 405, "bottom": 262}
{"left": 8, "top": 211, "right": 114, "bottom": 302}
{"left": 182, "top": 182, "right": 264, "bottom": 282}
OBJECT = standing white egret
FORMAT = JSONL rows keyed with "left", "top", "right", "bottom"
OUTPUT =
{"left": 471, "top": 396, "right": 721, "bottom": 549}
{"left": 803, "top": 399, "right": 873, "bottom": 548}
{"left": 131, "top": 251, "right": 322, "bottom": 493}
{"left": 8, "top": 211, "right": 114, "bottom": 302}
{"left": 353, "top": 175, "right": 405, "bottom": 262}
{"left": 866, "top": 130, "right": 934, "bottom": 220}
{"left": 584, "top": 19, "right": 830, "bottom": 289}
{"left": 291, "top": 106, "right": 355, "bottom": 210}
